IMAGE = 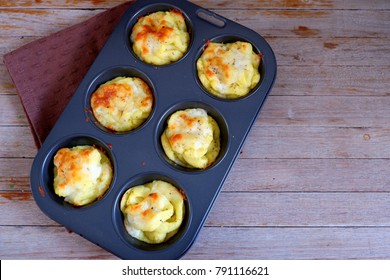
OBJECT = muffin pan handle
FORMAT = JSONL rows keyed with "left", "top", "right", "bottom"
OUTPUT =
{"left": 196, "top": 9, "right": 226, "bottom": 28}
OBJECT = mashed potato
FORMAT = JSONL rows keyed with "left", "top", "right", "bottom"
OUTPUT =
{"left": 90, "top": 77, "right": 153, "bottom": 132}
{"left": 161, "top": 108, "right": 220, "bottom": 169}
{"left": 120, "top": 180, "right": 185, "bottom": 244}
{"left": 131, "top": 10, "right": 190, "bottom": 65}
{"left": 53, "top": 145, "right": 113, "bottom": 206}
{"left": 197, "top": 41, "right": 261, "bottom": 99}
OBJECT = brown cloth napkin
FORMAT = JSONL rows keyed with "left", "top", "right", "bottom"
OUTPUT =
{"left": 3, "top": 1, "right": 134, "bottom": 148}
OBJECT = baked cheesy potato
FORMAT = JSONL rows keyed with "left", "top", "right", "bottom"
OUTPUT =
{"left": 130, "top": 10, "right": 190, "bottom": 65}
{"left": 90, "top": 76, "right": 153, "bottom": 132}
{"left": 120, "top": 180, "right": 185, "bottom": 244}
{"left": 161, "top": 108, "right": 220, "bottom": 169}
{"left": 197, "top": 41, "right": 261, "bottom": 99}
{"left": 53, "top": 145, "right": 113, "bottom": 206}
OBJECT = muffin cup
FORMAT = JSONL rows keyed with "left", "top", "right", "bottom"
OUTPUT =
{"left": 85, "top": 66, "right": 156, "bottom": 134}
{"left": 39, "top": 135, "right": 116, "bottom": 209}
{"left": 155, "top": 101, "right": 229, "bottom": 172}
{"left": 195, "top": 34, "right": 265, "bottom": 101}
{"left": 113, "top": 173, "right": 191, "bottom": 252}
{"left": 125, "top": 3, "right": 193, "bottom": 66}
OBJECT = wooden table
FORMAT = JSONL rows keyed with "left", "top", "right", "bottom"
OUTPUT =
{"left": 1, "top": 0, "right": 389, "bottom": 260}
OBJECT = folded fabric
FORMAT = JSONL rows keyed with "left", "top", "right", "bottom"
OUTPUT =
{"left": 3, "top": 1, "right": 134, "bottom": 148}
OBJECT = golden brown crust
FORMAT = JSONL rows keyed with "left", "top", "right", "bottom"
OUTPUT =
{"left": 120, "top": 180, "right": 185, "bottom": 244}
{"left": 131, "top": 10, "right": 190, "bottom": 65}
{"left": 161, "top": 108, "right": 220, "bottom": 169}
{"left": 53, "top": 145, "right": 113, "bottom": 206}
{"left": 90, "top": 77, "right": 153, "bottom": 132}
{"left": 197, "top": 41, "right": 261, "bottom": 99}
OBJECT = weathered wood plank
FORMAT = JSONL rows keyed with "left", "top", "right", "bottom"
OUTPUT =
{"left": 1, "top": 126, "right": 389, "bottom": 159}
{"left": 0, "top": 225, "right": 118, "bottom": 260}
{"left": 2, "top": 37, "right": 389, "bottom": 72}
{"left": 184, "top": 227, "right": 390, "bottom": 259}
{"left": 1, "top": 158, "right": 388, "bottom": 193}
{"left": 2, "top": 38, "right": 389, "bottom": 97}
{"left": 242, "top": 126, "right": 390, "bottom": 159}
{"left": 223, "top": 158, "right": 390, "bottom": 192}
{"left": 1, "top": 226, "right": 390, "bottom": 259}
{"left": 0, "top": 126, "right": 37, "bottom": 158}
{"left": 267, "top": 37, "right": 390, "bottom": 66}
{"left": 0, "top": 95, "right": 29, "bottom": 125}
{"left": 1, "top": 35, "right": 389, "bottom": 95}
{"left": 4, "top": 37, "right": 387, "bottom": 77}
{"left": 272, "top": 65, "right": 390, "bottom": 96}
{"left": 208, "top": 193, "right": 390, "bottom": 227}
{"left": 0, "top": 9, "right": 101, "bottom": 37}
{"left": 1, "top": 192, "right": 389, "bottom": 226}
{"left": 1, "top": 9, "right": 389, "bottom": 38}
{"left": 0, "top": 66, "right": 17, "bottom": 95}
{"left": 2, "top": 64, "right": 390, "bottom": 96}
{"left": 257, "top": 96, "right": 390, "bottom": 127}
{"left": 0, "top": 0, "right": 389, "bottom": 261}
{"left": 1, "top": 0, "right": 389, "bottom": 10}
{"left": 0, "top": 36, "right": 37, "bottom": 55}
{"left": 224, "top": 10, "right": 390, "bottom": 38}
{"left": 2, "top": 95, "right": 390, "bottom": 127}
{"left": 0, "top": 158, "right": 32, "bottom": 192}
{"left": 0, "top": 194, "right": 57, "bottom": 226}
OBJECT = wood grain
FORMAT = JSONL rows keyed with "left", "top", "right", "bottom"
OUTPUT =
{"left": 1, "top": 9, "right": 389, "bottom": 38}
{"left": 0, "top": 9, "right": 101, "bottom": 37}
{"left": 258, "top": 96, "right": 390, "bottom": 127}
{"left": 2, "top": 95, "right": 390, "bottom": 126}
{"left": 0, "top": 95, "right": 29, "bottom": 125}
{"left": 1, "top": 192, "right": 389, "bottom": 227}
{"left": 3, "top": 64, "right": 390, "bottom": 96}
{"left": 0, "top": 226, "right": 118, "bottom": 260}
{"left": 184, "top": 227, "right": 390, "bottom": 259}
{"left": 2, "top": 158, "right": 388, "bottom": 193}
{"left": 224, "top": 158, "right": 390, "bottom": 192}
{"left": 272, "top": 65, "right": 390, "bottom": 96}
{"left": 0, "top": 158, "right": 32, "bottom": 192}
{"left": 0, "top": 0, "right": 389, "bottom": 10}
{"left": 268, "top": 37, "right": 390, "bottom": 66}
{"left": 0, "top": 126, "right": 37, "bottom": 158}
{"left": 243, "top": 126, "right": 390, "bottom": 159}
{"left": 1, "top": 0, "right": 389, "bottom": 260}
{"left": 0, "top": 125, "right": 389, "bottom": 159}
{"left": 2, "top": 226, "right": 390, "bottom": 259}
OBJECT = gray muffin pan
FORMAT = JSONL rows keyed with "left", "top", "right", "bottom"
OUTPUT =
{"left": 30, "top": 0, "right": 276, "bottom": 259}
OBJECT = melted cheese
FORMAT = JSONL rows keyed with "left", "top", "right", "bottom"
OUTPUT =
{"left": 120, "top": 180, "right": 185, "bottom": 244}
{"left": 131, "top": 10, "right": 190, "bottom": 65}
{"left": 161, "top": 108, "right": 220, "bottom": 169}
{"left": 90, "top": 77, "right": 153, "bottom": 132}
{"left": 53, "top": 145, "right": 113, "bottom": 206}
{"left": 197, "top": 41, "right": 261, "bottom": 99}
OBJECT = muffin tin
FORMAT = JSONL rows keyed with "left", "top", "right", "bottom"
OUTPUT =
{"left": 30, "top": 0, "right": 276, "bottom": 259}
